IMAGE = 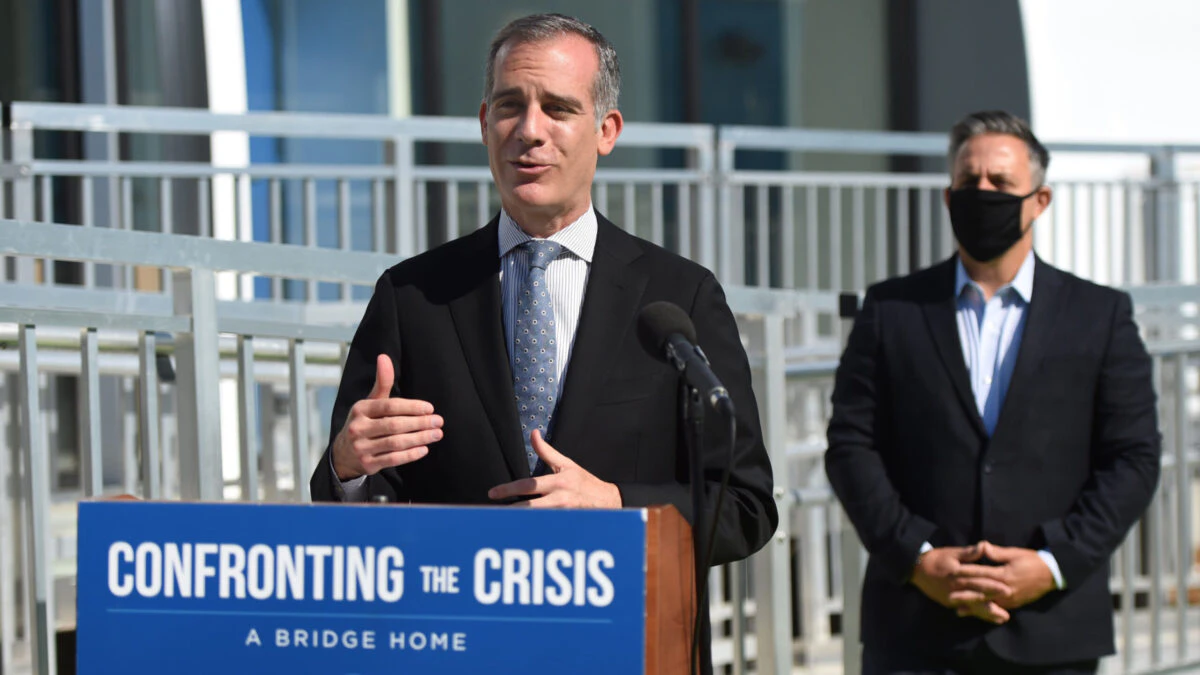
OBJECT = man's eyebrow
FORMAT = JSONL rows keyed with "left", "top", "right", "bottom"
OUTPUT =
{"left": 541, "top": 92, "right": 584, "bottom": 110}
{"left": 488, "top": 87, "right": 521, "bottom": 103}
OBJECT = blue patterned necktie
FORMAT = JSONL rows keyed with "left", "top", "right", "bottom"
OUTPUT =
{"left": 513, "top": 240, "right": 564, "bottom": 473}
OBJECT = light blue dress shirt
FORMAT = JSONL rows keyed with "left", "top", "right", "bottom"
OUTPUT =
{"left": 919, "top": 251, "right": 1064, "bottom": 590}
{"left": 954, "top": 251, "right": 1034, "bottom": 437}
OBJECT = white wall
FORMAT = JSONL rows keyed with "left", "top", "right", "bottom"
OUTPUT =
{"left": 1021, "top": 0, "right": 1200, "bottom": 283}
{"left": 1021, "top": 0, "right": 1200, "bottom": 178}
{"left": 1021, "top": 0, "right": 1200, "bottom": 146}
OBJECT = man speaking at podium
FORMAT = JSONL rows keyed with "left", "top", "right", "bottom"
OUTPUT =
{"left": 311, "top": 11, "right": 775, "bottom": 588}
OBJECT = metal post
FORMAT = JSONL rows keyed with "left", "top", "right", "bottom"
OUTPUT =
{"left": 260, "top": 383, "right": 279, "bottom": 501}
{"left": 19, "top": 326, "right": 56, "bottom": 675}
{"left": 715, "top": 133, "right": 735, "bottom": 283}
{"left": 172, "top": 267, "right": 223, "bottom": 500}
{"left": 1120, "top": 528, "right": 1136, "bottom": 672}
{"left": 10, "top": 123, "right": 36, "bottom": 284}
{"left": 729, "top": 560, "right": 746, "bottom": 675}
{"left": 80, "top": 328, "right": 104, "bottom": 497}
{"left": 138, "top": 331, "right": 161, "bottom": 499}
{"left": 1172, "top": 352, "right": 1191, "bottom": 661}
{"left": 839, "top": 519, "right": 864, "bottom": 675}
{"left": 238, "top": 335, "right": 260, "bottom": 502}
{"left": 1, "top": 375, "right": 17, "bottom": 675}
{"left": 695, "top": 128, "right": 718, "bottom": 274}
{"left": 1149, "top": 356, "right": 1164, "bottom": 666}
{"left": 1150, "top": 148, "right": 1179, "bottom": 282}
{"left": 393, "top": 135, "right": 416, "bottom": 260}
{"left": 289, "top": 340, "right": 311, "bottom": 502}
{"left": 803, "top": 477, "right": 832, "bottom": 646}
{"left": 838, "top": 292, "right": 864, "bottom": 675}
{"left": 754, "top": 313, "right": 793, "bottom": 674}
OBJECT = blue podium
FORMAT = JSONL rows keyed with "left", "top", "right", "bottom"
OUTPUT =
{"left": 76, "top": 500, "right": 694, "bottom": 674}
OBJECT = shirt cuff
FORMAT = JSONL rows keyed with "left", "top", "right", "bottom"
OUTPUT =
{"left": 1037, "top": 549, "right": 1066, "bottom": 590}
{"left": 330, "top": 453, "right": 369, "bottom": 502}
{"left": 919, "top": 541, "right": 933, "bottom": 554}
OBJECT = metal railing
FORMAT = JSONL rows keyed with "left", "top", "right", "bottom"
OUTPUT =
{"left": 2, "top": 219, "right": 1198, "bottom": 675}
{"left": 3, "top": 103, "right": 1200, "bottom": 675}
{"left": 716, "top": 126, "right": 1200, "bottom": 290}
{"left": 1, "top": 102, "right": 717, "bottom": 301}
{"left": 4, "top": 102, "right": 1199, "bottom": 298}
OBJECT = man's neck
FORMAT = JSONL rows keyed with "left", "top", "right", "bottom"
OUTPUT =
{"left": 504, "top": 203, "right": 591, "bottom": 239}
{"left": 961, "top": 243, "right": 1031, "bottom": 300}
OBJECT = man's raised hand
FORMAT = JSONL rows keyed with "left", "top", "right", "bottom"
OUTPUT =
{"left": 331, "top": 354, "right": 442, "bottom": 480}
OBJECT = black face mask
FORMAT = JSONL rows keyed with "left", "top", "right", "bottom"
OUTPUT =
{"left": 948, "top": 187, "right": 1039, "bottom": 263}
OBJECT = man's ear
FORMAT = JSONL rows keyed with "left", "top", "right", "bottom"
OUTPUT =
{"left": 1032, "top": 185, "right": 1052, "bottom": 219}
{"left": 479, "top": 101, "right": 489, "bottom": 145}
{"left": 596, "top": 109, "right": 623, "bottom": 156}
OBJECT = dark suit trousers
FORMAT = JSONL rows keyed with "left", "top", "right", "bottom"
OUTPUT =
{"left": 863, "top": 642, "right": 1099, "bottom": 675}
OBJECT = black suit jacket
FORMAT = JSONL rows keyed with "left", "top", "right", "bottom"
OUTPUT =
{"left": 311, "top": 214, "right": 777, "bottom": 567}
{"left": 825, "top": 256, "right": 1160, "bottom": 665}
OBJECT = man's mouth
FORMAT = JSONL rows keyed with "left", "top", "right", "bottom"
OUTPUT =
{"left": 511, "top": 160, "right": 551, "bottom": 175}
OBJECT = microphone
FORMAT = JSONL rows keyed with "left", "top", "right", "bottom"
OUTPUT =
{"left": 636, "top": 301, "right": 735, "bottom": 416}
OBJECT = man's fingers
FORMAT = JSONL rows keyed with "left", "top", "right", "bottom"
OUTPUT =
{"left": 368, "top": 354, "right": 395, "bottom": 400}
{"left": 950, "top": 543, "right": 984, "bottom": 562}
{"left": 531, "top": 430, "right": 570, "bottom": 471}
{"left": 957, "top": 601, "right": 1010, "bottom": 624}
{"left": 349, "top": 413, "right": 443, "bottom": 441}
{"left": 355, "top": 397, "right": 436, "bottom": 420}
{"left": 488, "top": 476, "right": 552, "bottom": 501}
{"left": 356, "top": 428, "right": 444, "bottom": 456}
{"left": 948, "top": 590, "right": 989, "bottom": 605}
{"left": 362, "top": 446, "right": 430, "bottom": 472}
{"left": 955, "top": 563, "right": 1008, "bottom": 581}
{"left": 978, "top": 541, "right": 1021, "bottom": 562}
{"left": 521, "top": 493, "right": 565, "bottom": 509}
{"left": 983, "top": 601, "right": 1010, "bottom": 623}
{"left": 950, "top": 576, "right": 1013, "bottom": 597}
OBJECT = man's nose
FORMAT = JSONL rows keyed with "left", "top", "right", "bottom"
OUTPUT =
{"left": 515, "top": 107, "right": 546, "bottom": 145}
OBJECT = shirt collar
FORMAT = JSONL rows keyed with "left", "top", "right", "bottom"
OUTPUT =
{"left": 497, "top": 207, "right": 597, "bottom": 263}
{"left": 955, "top": 250, "right": 1035, "bottom": 303}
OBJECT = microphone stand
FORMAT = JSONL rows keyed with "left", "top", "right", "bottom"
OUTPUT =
{"left": 681, "top": 380, "right": 708, "bottom": 675}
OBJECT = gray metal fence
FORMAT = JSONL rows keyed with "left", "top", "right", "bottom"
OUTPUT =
{"left": 2, "top": 219, "right": 1197, "bottom": 675}
{"left": 716, "top": 126, "right": 1200, "bottom": 290}
{"left": 2, "top": 103, "right": 1199, "bottom": 675}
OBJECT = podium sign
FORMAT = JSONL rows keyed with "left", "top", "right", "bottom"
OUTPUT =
{"left": 76, "top": 501, "right": 648, "bottom": 673}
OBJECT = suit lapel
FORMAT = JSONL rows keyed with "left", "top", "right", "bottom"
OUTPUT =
{"left": 920, "top": 258, "right": 989, "bottom": 439}
{"left": 550, "top": 216, "right": 649, "bottom": 455}
{"left": 447, "top": 219, "right": 528, "bottom": 480}
{"left": 991, "top": 258, "right": 1068, "bottom": 440}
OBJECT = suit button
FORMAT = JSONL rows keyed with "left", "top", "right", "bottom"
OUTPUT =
{"left": 983, "top": 462, "right": 993, "bottom": 474}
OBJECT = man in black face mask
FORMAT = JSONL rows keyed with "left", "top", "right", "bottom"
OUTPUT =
{"left": 825, "top": 110, "right": 1160, "bottom": 674}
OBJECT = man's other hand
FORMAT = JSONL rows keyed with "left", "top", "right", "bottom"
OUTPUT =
{"left": 952, "top": 541, "right": 1056, "bottom": 610}
{"left": 911, "top": 545, "right": 1013, "bottom": 625}
{"left": 331, "top": 354, "right": 442, "bottom": 480}
{"left": 487, "top": 430, "right": 622, "bottom": 508}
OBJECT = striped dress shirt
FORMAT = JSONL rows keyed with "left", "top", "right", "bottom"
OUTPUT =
{"left": 497, "top": 207, "right": 596, "bottom": 400}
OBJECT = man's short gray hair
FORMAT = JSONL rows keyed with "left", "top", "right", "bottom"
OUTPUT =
{"left": 483, "top": 13, "right": 621, "bottom": 125}
{"left": 948, "top": 110, "right": 1050, "bottom": 187}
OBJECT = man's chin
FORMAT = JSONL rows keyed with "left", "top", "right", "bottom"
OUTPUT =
{"left": 506, "top": 185, "right": 556, "bottom": 210}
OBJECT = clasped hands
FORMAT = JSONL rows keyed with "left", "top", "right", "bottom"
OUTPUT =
{"left": 910, "top": 542, "right": 1057, "bottom": 625}
{"left": 331, "top": 355, "right": 621, "bottom": 508}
